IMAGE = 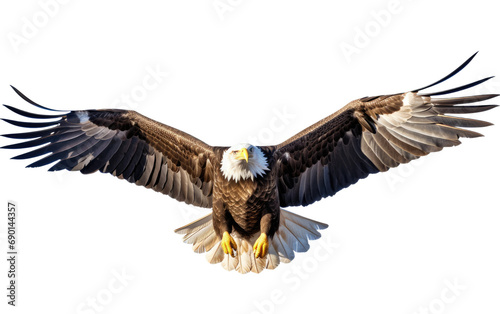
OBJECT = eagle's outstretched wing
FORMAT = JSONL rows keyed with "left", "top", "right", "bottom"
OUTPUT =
{"left": 273, "top": 53, "right": 498, "bottom": 207}
{"left": 2, "top": 87, "right": 215, "bottom": 208}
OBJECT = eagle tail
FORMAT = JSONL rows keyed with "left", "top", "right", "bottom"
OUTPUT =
{"left": 174, "top": 210, "right": 328, "bottom": 274}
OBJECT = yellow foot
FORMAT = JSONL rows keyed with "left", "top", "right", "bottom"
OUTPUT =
{"left": 221, "top": 231, "right": 237, "bottom": 256}
{"left": 253, "top": 233, "right": 268, "bottom": 258}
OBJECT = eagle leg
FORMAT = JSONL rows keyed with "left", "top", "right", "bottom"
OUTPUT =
{"left": 253, "top": 233, "right": 268, "bottom": 258}
{"left": 221, "top": 231, "right": 237, "bottom": 256}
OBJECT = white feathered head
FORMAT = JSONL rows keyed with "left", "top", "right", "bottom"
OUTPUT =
{"left": 220, "top": 143, "right": 269, "bottom": 182}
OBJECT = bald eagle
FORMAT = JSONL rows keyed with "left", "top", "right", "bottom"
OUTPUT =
{"left": 2, "top": 53, "right": 497, "bottom": 273}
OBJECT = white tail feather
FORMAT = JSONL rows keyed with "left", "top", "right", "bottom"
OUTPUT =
{"left": 174, "top": 209, "right": 328, "bottom": 274}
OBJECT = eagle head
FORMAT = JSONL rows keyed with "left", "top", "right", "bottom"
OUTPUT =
{"left": 220, "top": 143, "right": 269, "bottom": 182}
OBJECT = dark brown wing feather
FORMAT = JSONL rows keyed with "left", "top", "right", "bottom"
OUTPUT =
{"left": 2, "top": 87, "right": 216, "bottom": 208}
{"left": 273, "top": 53, "right": 498, "bottom": 207}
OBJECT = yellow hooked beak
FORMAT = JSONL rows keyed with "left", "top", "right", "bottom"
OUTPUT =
{"left": 235, "top": 148, "right": 249, "bottom": 163}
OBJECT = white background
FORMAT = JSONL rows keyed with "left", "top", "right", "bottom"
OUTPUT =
{"left": 0, "top": 1, "right": 499, "bottom": 313}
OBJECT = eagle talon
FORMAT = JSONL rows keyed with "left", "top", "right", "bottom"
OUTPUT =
{"left": 221, "top": 231, "right": 237, "bottom": 256}
{"left": 253, "top": 233, "right": 268, "bottom": 258}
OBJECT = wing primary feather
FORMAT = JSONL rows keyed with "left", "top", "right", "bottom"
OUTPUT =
{"left": 400, "top": 123, "right": 461, "bottom": 141}
{"left": 431, "top": 94, "right": 499, "bottom": 105}
{"left": 2, "top": 137, "right": 50, "bottom": 149}
{"left": 3, "top": 105, "right": 67, "bottom": 119}
{"left": 411, "top": 52, "right": 478, "bottom": 92}
{"left": 1, "top": 129, "right": 83, "bottom": 149}
{"left": 10, "top": 86, "right": 67, "bottom": 112}
{"left": 2, "top": 118, "right": 61, "bottom": 128}
{"left": 26, "top": 151, "right": 67, "bottom": 168}
{"left": 49, "top": 138, "right": 111, "bottom": 171}
{"left": 435, "top": 124, "right": 484, "bottom": 138}
{"left": 8, "top": 134, "right": 92, "bottom": 159}
{"left": 419, "top": 76, "right": 494, "bottom": 96}
{"left": 28, "top": 137, "right": 100, "bottom": 168}
{"left": 433, "top": 105, "right": 498, "bottom": 114}
{"left": 75, "top": 139, "right": 114, "bottom": 172}
{"left": 2, "top": 127, "right": 59, "bottom": 139}
{"left": 81, "top": 137, "right": 123, "bottom": 174}
{"left": 386, "top": 127, "right": 441, "bottom": 153}
{"left": 425, "top": 115, "right": 493, "bottom": 128}
{"left": 397, "top": 124, "right": 460, "bottom": 147}
{"left": 50, "top": 133, "right": 94, "bottom": 154}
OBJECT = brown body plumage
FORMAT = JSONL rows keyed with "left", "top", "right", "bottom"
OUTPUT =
{"left": 212, "top": 146, "right": 279, "bottom": 239}
{"left": 1, "top": 52, "right": 497, "bottom": 273}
